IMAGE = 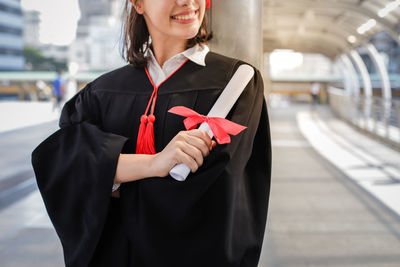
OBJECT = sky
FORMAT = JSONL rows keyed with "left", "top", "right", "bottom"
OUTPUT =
{"left": 21, "top": 0, "right": 81, "bottom": 45}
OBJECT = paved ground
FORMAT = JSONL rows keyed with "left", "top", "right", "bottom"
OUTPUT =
{"left": 259, "top": 104, "right": 400, "bottom": 267}
{"left": 0, "top": 120, "right": 63, "bottom": 267}
{"left": 0, "top": 101, "right": 60, "bottom": 133}
{"left": 1, "top": 101, "right": 400, "bottom": 266}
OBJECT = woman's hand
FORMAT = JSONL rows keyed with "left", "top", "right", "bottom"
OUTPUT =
{"left": 152, "top": 129, "right": 217, "bottom": 177}
{"left": 113, "top": 130, "right": 216, "bottom": 185}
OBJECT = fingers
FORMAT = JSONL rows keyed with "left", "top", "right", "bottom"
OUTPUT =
{"left": 211, "top": 140, "right": 217, "bottom": 150}
{"left": 177, "top": 130, "right": 211, "bottom": 157}
{"left": 173, "top": 130, "right": 218, "bottom": 173}
{"left": 177, "top": 147, "right": 199, "bottom": 173}
{"left": 188, "top": 130, "right": 217, "bottom": 153}
{"left": 188, "top": 136, "right": 210, "bottom": 157}
{"left": 186, "top": 129, "right": 212, "bottom": 148}
{"left": 178, "top": 141, "right": 204, "bottom": 169}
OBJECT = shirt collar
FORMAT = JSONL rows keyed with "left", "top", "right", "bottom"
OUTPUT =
{"left": 145, "top": 44, "right": 209, "bottom": 67}
{"left": 181, "top": 44, "right": 209, "bottom": 66}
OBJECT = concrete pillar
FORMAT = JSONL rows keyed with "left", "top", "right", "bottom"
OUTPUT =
{"left": 209, "top": 0, "right": 263, "bottom": 70}
{"left": 263, "top": 52, "right": 272, "bottom": 96}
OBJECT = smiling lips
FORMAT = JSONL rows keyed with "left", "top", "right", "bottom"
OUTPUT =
{"left": 171, "top": 10, "right": 198, "bottom": 21}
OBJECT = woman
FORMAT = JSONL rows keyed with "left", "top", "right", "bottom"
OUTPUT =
{"left": 31, "top": 0, "right": 271, "bottom": 266}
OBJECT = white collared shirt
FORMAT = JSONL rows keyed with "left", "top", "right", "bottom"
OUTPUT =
{"left": 112, "top": 44, "right": 210, "bottom": 192}
{"left": 145, "top": 44, "right": 209, "bottom": 86}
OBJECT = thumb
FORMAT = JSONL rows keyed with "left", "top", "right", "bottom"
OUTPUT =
{"left": 210, "top": 140, "right": 217, "bottom": 150}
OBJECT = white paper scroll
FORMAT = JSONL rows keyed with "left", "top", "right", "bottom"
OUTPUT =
{"left": 169, "top": 64, "right": 255, "bottom": 181}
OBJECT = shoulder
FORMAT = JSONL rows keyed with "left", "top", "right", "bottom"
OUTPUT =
{"left": 205, "top": 52, "right": 240, "bottom": 74}
{"left": 87, "top": 64, "right": 146, "bottom": 92}
{"left": 205, "top": 51, "right": 261, "bottom": 78}
{"left": 204, "top": 51, "right": 262, "bottom": 87}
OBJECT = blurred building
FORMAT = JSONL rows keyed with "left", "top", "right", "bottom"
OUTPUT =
{"left": 0, "top": 0, "right": 24, "bottom": 71}
{"left": 77, "top": 0, "right": 115, "bottom": 39}
{"left": 23, "top": 9, "right": 68, "bottom": 69}
{"left": 40, "top": 44, "right": 69, "bottom": 63}
{"left": 69, "top": 0, "right": 125, "bottom": 71}
{"left": 23, "top": 10, "right": 40, "bottom": 48}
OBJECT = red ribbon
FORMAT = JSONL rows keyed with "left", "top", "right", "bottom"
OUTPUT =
{"left": 168, "top": 106, "right": 247, "bottom": 144}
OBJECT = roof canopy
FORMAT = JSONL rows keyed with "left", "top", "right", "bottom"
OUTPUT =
{"left": 263, "top": 0, "right": 400, "bottom": 58}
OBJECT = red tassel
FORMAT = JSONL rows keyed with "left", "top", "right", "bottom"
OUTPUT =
{"left": 141, "top": 114, "right": 156, "bottom": 154}
{"left": 136, "top": 115, "right": 148, "bottom": 154}
{"left": 206, "top": 0, "right": 211, "bottom": 9}
{"left": 136, "top": 114, "right": 156, "bottom": 154}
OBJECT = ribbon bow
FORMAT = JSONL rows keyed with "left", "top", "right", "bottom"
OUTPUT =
{"left": 168, "top": 106, "right": 247, "bottom": 144}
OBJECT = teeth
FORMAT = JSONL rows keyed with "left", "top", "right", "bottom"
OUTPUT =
{"left": 172, "top": 11, "right": 196, "bottom": 20}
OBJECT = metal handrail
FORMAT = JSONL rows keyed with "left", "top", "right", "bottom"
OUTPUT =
{"left": 328, "top": 86, "right": 400, "bottom": 149}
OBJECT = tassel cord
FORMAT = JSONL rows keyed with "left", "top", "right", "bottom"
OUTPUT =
{"left": 137, "top": 60, "right": 190, "bottom": 154}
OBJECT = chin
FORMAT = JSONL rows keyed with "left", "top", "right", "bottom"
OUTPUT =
{"left": 185, "top": 33, "right": 198, "bottom": 40}
{"left": 182, "top": 29, "right": 201, "bottom": 40}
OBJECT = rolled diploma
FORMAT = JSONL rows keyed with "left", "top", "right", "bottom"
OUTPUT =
{"left": 169, "top": 64, "right": 255, "bottom": 181}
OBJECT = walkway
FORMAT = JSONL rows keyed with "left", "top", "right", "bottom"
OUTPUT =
{"left": 260, "top": 103, "right": 400, "bottom": 267}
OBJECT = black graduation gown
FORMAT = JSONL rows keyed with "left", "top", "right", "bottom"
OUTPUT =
{"left": 31, "top": 52, "right": 271, "bottom": 267}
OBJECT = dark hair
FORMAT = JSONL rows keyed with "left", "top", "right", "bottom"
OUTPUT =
{"left": 122, "top": 0, "right": 213, "bottom": 68}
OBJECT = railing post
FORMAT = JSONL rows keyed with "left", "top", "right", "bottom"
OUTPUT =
{"left": 396, "top": 102, "right": 400, "bottom": 142}
{"left": 383, "top": 99, "right": 391, "bottom": 138}
{"left": 372, "top": 99, "right": 378, "bottom": 135}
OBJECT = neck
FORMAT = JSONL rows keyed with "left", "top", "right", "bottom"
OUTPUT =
{"left": 150, "top": 37, "right": 187, "bottom": 68}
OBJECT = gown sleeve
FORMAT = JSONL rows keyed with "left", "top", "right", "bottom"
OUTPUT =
{"left": 31, "top": 83, "right": 129, "bottom": 267}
